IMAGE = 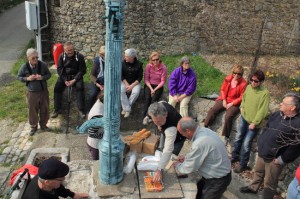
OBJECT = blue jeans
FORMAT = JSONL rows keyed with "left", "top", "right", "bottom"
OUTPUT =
{"left": 87, "top": 84, "right": 100, "bottom": 111}
{"left": 232, "top": 116, "right": 259, "bottom": 168}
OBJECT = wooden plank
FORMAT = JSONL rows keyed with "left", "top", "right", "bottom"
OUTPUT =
{"left": 139, "top": 167, "right": 184, "bottom": 199}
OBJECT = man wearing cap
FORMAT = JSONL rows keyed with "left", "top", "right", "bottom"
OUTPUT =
{"left": 22, "top": 157, "right": 89, "bottom": 199}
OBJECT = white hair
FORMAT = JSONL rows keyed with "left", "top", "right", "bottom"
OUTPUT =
{"left": 26, "top": 48, "right": 38, "bottom": 57}
{"left": 124, "top": 48, "right": 137, "bottom": 58}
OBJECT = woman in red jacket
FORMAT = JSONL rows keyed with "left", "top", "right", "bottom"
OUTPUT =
{"left": 204, "top": 64, "right": 247, "bottom": 143}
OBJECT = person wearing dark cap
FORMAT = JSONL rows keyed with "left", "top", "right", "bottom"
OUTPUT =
{"left": 22, "top": 157, "right": 89, "bottom": 199}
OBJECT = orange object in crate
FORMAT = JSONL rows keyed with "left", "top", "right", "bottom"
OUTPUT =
{"left": 144, "top": 172, "right": 164, "bottom": 192}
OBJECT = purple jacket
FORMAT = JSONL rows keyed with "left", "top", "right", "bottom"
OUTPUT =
{"left": 168, "top": 66, "right": 197, "bottom": 96}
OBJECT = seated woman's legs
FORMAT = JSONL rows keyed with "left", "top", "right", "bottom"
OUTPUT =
{"left": 222, "top": 105, "right": 240, "bottom": 137}
{"left": 168, "top": 94, "right": 177, "bottom": 108}
{"left": 179, "top": 95, "right": 192, "bottom": 117}
{"left": 129, "top": 83, "right": 141, "bottom": 107}
{"left": 204, "top": 100, "right": 224, "bottom": 128}
{"left": 121, "top": 82, "right": 131, "bottom": 112}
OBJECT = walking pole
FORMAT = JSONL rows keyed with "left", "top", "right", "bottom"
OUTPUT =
{"left": 5, "top": 169, "right": 29, "bottom": 199}
{"left": 65, "top": 86, "right": 72, "bottom": 134}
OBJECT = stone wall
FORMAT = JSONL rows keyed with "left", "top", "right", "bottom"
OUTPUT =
{"left": 47, "top": 0, "right": 300, "bottom": 59}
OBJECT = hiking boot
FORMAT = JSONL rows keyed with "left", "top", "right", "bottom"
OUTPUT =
{"left": 240, "top": 186, "right": 257, "bottom": 194}
{"left": 41, "top": 126, "right": 51, "bottom": 131}
{"left": 29, "top": 126, "right": 37, "bottom": 136}
{"left": 233, "top": 165, "right": 251, "bottom": 173}
{"left": 51, "top": 110, "right": 60, "bottom": 118}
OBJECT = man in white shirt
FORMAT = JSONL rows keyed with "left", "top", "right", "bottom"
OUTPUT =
{"left": 174, "top": 117, "right": 231, "bottom": 199}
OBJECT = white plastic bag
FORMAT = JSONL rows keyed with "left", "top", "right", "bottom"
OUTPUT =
{"left": 137, "top": 150, "right": 162, "bottom": 171}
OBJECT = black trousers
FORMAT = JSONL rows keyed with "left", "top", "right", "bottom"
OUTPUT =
{"left": 143, "top": 84, "right": 163, "bottom": 116}
{"left": 53, "top": 77, "right": 85, "bottom": 112}
{"left": 196, "top": 172, "right": 232, "bottom": 199}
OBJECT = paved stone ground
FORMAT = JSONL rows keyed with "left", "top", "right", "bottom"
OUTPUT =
{"left": 0, "top": 93, "right": 259, "bottom": 198}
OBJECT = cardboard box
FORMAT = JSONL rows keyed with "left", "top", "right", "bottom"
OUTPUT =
{"left": 130, "top": 141, "right": 143, "bottom": 153}
{"left": 142, "top": 134, "right": 160, "bottom": 155}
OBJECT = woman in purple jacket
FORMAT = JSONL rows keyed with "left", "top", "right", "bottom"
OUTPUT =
{"left": 168, "top": 56, "right": 197, "bottom": 117}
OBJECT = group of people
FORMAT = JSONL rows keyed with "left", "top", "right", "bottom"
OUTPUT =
{"left": 120, "top": 48, "right": 197, "bottom": 121}
{"left": 18, "top": 41, "right": 87, "bottom": 136}
{"left": 17, "top": 42, "right": 300, "bottom": 199}
{"left": 18, "top": 41, "right": 198, "bottom": 136}
{"left": 202, "top": 65, "right": 300, "bottom": 198}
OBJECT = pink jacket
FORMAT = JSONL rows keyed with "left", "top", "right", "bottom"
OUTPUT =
{"left": 144, "top": 63, "right": 167, "bottom": 88}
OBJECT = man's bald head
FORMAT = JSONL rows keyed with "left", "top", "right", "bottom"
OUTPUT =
{"left": 177, "top": 117, "right": 198, "bottom": 140}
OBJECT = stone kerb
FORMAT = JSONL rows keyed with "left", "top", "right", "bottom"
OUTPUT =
{"left": 26, "top": 147, "right": 70, "bottom": 165}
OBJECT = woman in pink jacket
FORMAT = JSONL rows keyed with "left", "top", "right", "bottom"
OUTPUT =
{"left": 204, "top": 64, "right": 247, "bottom": 142}
{"left": 143, "top": 51, "right": 167, "bottom": 125}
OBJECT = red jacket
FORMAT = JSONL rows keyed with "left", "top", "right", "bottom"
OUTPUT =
{"left": 216, "top": 75, "right": 247, "bottom": 106}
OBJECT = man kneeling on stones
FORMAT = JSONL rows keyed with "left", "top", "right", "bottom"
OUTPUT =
{"left": 174, "top": 117, "right": 231, "bottom": 199}
{"left": 22, "top": 157, "right": 89, "bottom": 199}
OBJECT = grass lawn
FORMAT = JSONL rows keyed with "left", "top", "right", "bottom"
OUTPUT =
{"left": 0, "top": 43, "right": 224, "bottom": 122}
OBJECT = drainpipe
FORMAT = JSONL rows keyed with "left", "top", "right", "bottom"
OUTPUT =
{"left": 36, "top": 0, "right": 49, "bottom": 61}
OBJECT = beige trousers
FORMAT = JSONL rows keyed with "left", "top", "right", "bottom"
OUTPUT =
{"left": 168, "top": 94, "right": 192, "bottom": 117}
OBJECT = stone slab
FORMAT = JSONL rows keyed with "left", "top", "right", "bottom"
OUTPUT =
{"left": 66, "top": 160, "right": 95, "bottom": 195}
{"left": 93, "top": 161, "right": 136, "bottom": 198}
{"left": 26, "top": 147, "right": 69, "bottom": 165}
{"left": 138, "top": 167, "right": 184, "bottom": 199}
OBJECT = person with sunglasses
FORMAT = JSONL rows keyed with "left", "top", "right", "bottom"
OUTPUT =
{"left": 17, "top": 48, "right": 51, "bottom": 135}
{"left": 142, "top": 51, "right": 167, "bottom": 125}
{"left": 21, "top": 157, "right": 89, "bottom": 199}
{"left": 231, "top": 69, "right": 270, "bottom": 173}
{"left": 204, "top": 64, "right": 247, "bottom": 144}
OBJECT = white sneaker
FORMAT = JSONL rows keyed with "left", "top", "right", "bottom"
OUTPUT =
{"left": 124, "top": 112, "right": 130, "bottom": 118}
{"left": 143, "top": 116, "right": 150, "bottom": 125}
{"left": 121, "top": 110, "right": 126, "bottom": 115}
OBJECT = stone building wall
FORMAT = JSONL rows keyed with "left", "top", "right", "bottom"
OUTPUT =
{"left": 47, "top": 0, "right": 300, "bottom": 59}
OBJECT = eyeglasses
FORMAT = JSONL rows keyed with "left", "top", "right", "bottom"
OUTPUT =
{"left": 152, "top": 58, "right": 160, "bottom": 62}
{"left": 250, "top": 78, "right": 260, "bottom": 83}
{"left": 233, "top": 72, "right": 242, "bottom": 76}
{"left": 31, "top": 57, "right": 39, "bottom": 60}
{"left": 281, "top": 102, "right": 294, "bottom": 106}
